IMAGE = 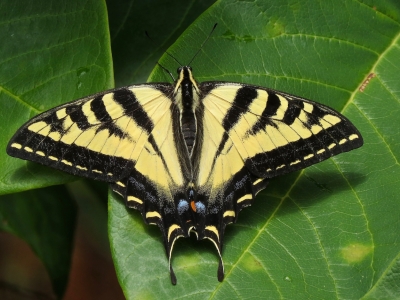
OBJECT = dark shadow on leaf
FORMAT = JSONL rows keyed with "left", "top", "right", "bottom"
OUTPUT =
{"left": 5, "top": 161, "right": 76, "bottom": 194}
{"left": 111, "top": 170, "right": 366, "bottom": 278}
{"left": 124, "top": 204, "right": 162, "bottom": 239}
{"left": 224, "top": 170, "right": 366, "bottom": 245}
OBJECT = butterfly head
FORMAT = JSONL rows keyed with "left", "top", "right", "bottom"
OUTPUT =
{"left": 174, "top": 66, "right": 200, "bottom": 97}
{"left": 177, "top": 66, "right": 192, "bottom": 73}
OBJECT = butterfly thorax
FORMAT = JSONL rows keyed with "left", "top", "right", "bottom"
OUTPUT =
{"left": 175, "top": 66, "right": 199, "bottom": 155}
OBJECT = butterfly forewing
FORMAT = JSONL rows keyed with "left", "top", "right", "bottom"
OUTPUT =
{"left": 7, "top": 89, "right": 140, "bottom": 182}
{"left": 197, "top": 82, "right": 363, "bottom": 179}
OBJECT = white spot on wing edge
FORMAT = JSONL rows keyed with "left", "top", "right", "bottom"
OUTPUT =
{"left": 253, "top": 178, "right": 263, "bottom": 185}
{"left": 127, "top": 196, "right": 143, "bottom": 204}
{"left": 223, "top": 210, "right": 235, "bottom": 218}
{"left": 328, "top": 143, "right": 336, "bottom": 149}
{"left": 304, "top": 153, "right": 314, "bottom": 160}
{"left": 237, "top": 194, "right": 252, "bottom": 203}
{"left": 167, "top": 224, "right": 181, "bottom": 242}
{"left": 11, "top": 143, "right": 22, "bottom": 149}
{"left": 349, "top": 134, "right": 359, "bottom": 140}
{"left": 146, "top": 211, "right": 162, "bottom": 220}
{"left": 290, "top": 160, "right": 301, "bottom": 166}
{"left": 36, "top": 151, "right": 45, "bottom": 156}
{"left": 205, "top": 225, "right": 220, "bottom": 242}
{"left": 61, "top": 159, "right": 72, "bottom": 166}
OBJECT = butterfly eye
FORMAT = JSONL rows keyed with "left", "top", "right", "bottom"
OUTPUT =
{"left": 177, "top": 67, "right": 183, "bottom": 74}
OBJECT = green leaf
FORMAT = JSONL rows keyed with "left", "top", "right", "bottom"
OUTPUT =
{"left": 0, "top": 0, "right": 113, "bottom": 195}
{"left": 109, "top": 0, "right": 400, "bottom": 299}
{"left": 2, "top": 0, "right": 400, "bottom": 299}
{"left": 0, "top": 0, "right": 111, "bottom": 298}
{"left": 362, "top": 253, "right": 400, "bottom": 299}
{"left": 0, "top": 185, "right": 77, "bottom": 298}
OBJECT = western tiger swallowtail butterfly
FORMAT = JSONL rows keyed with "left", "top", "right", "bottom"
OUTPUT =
{"left": 7, "top": 24, "right": 363, "bottom": 284}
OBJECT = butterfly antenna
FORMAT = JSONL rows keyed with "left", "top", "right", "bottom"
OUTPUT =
{"left": 187, "top": 23, "right": 218, "bottom": 66}
{"left": 157, "top": 62, "right": 175, "bottom": 81}
{"left": 145, "top": 31, "right": 184, "bottom": 66}
{"left": 145, "top": 31, "right": 179, "bottom": 81}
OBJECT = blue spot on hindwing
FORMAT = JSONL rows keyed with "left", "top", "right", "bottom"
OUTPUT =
{"left": 195, "top": 202, "right": 206, "bottom": 214}
{"left": 177, "top": 199, "right": 189, "bottom": 214}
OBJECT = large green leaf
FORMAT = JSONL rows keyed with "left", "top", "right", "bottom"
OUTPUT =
{"left": 1, "top": 0, "right": 399, "bottom": 299}
{"left": 109, "top": 0, "right": 400, "bottom": 299}
{"left": 0, "top": 0, "right": 111, "bottom": 298}
{"left": 0, "top": 0, "right": 113, "bottom": 195}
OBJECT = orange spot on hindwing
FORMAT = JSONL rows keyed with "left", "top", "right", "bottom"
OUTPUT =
{"left": 190, "top": 200, "right": 196, "bottom": 212}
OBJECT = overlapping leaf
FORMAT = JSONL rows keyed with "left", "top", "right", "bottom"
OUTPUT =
{"left": 109, "top": 0, "right": 400, "bottom": 299}
{"left": 1, "top": 0, "right": 399, "bottom": 299}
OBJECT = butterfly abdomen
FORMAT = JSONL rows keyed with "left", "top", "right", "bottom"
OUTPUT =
{"left": 181, "top": 110, "right": 196, "bottom": 154}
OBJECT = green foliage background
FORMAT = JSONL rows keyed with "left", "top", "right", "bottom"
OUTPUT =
{"left": 1, "top": 0, "right": 399, "bottom": 299}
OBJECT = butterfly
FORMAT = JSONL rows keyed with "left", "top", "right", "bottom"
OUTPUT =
{"left": 7, "top": 25, "right": 363, "bottom": 285}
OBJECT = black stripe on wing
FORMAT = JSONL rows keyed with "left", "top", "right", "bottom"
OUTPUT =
{"left": 113, "top": 88, "right": 155, "bottom": 134}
